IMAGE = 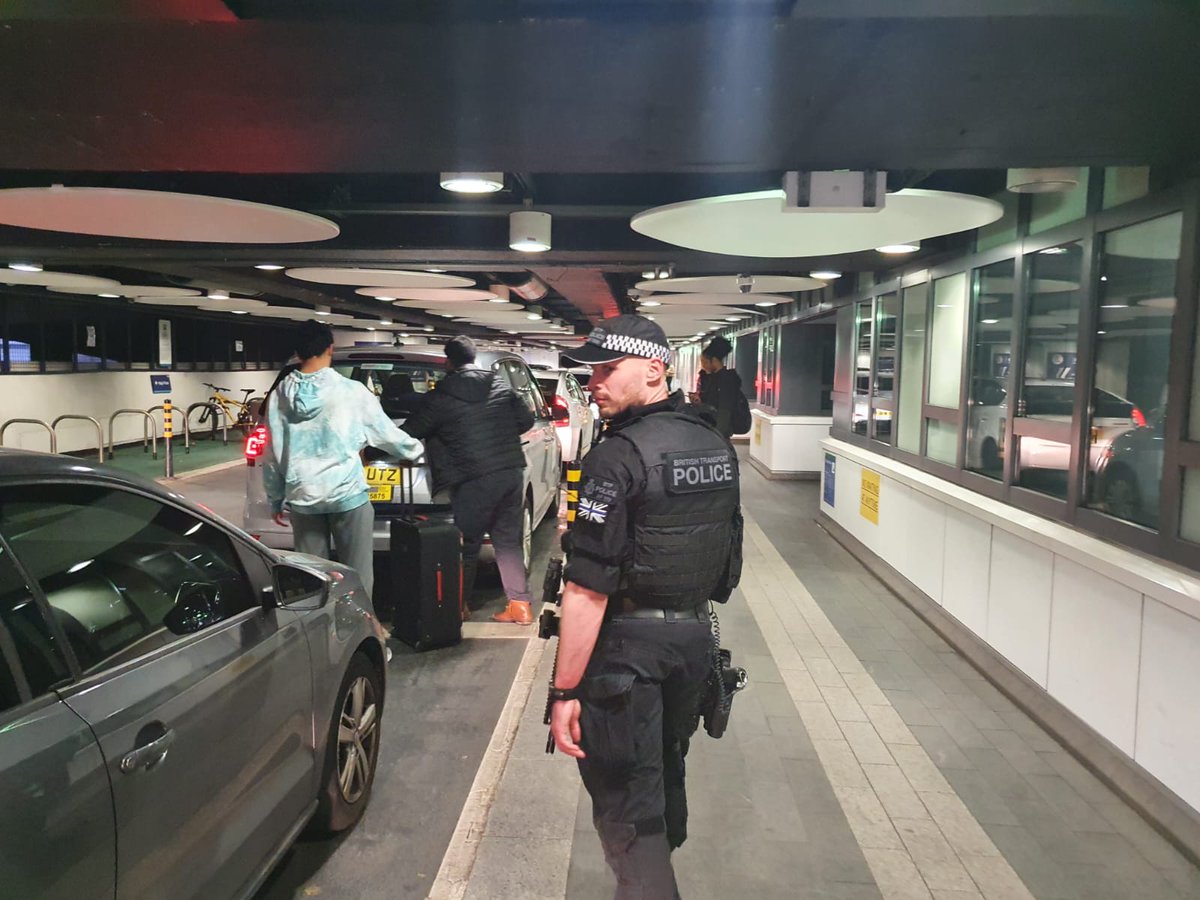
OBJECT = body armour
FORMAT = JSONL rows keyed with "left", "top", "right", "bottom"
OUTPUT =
{"left": 610, "top": 409, "right": 740, "bottom": 611}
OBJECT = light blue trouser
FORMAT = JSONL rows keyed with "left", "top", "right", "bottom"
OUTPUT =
{"left": 291, "top": 501, "right": 376, "bottom": 610}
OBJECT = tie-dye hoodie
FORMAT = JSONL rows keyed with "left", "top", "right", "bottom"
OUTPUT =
{"left": 263, "top": 366, "right": 423, "bottom": 515}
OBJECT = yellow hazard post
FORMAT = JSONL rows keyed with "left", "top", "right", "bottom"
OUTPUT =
{"left": 565, "top": 459, "right": 582, "bottom": 523}
{"left": 163, "top": 398, "right": 175, "bottom": 479}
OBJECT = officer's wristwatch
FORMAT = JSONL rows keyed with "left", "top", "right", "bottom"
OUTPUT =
{"left": 548, "top": 685, "right": 581, "bottom": 702}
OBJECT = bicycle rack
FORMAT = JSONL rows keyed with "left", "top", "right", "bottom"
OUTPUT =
{"left": 0, "top": 418, "right": 56, "bottom": 454}
{"left": 185, "top": 401, "right": 227, "bottom": 451}
{"left": 51, "top": 415, "right": 104, "bottom": 463}
{"left": 108, "top": 409, "right": 157, "bottom": 459}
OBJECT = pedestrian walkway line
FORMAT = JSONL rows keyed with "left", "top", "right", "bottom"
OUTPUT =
{"left": 740, "top": 510, "right": 1036, "bottom": 900}
{"left": 428, "top": 633, "right": 549, "bottom": 900}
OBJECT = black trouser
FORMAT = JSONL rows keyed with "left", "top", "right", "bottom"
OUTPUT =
{"left": 449, "top": 467, "right": 532, "bottom": 605}
{"left": 577, "top": 611, "right": 711, "bottom": 900}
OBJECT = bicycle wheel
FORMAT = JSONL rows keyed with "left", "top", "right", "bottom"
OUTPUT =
{"left": 198, "top": 405, "right": 211, "bottom": 425}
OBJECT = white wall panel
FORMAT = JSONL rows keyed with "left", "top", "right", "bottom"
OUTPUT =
{"left": 1047, "top": 558, "right": 1142, "bottom": 755}
{"left": 749, "top": 413, "right": 831, "bottom": 475}
{"left": 900, "top": 487, "right": 946, "bottom": 604}
{"left": 987, "top": 529, "right": 1054, "bottom": 687}
{"left": 1136, "top": 599, "right": 1200, "bottom": 812}
{"left": 942, "top": 505, "right": 992, "bottom": 633}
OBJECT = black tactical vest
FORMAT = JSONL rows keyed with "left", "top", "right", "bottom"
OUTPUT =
{"left": 610, "top": 409, "right": 740, "bottom": 611}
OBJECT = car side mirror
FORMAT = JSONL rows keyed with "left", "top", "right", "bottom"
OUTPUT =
{"left": 164, "top": 581, "right": 223, "bottom": 635}
{"left": 273, "top": 563, "right": 331, "bottom": 610}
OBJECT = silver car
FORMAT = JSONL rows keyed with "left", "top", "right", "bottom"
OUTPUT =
{"left": 243, "top": 347, "right": 562, "bottom": 573}
{"left": 0, "top": 449, "right": 389, "bottom": 900}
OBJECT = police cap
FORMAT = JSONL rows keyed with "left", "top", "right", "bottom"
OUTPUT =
{"left": 563, "top": 314, "right": 673, "bottom": 366}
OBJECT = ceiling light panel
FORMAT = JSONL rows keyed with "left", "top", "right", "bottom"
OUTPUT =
{"left": 440, "top": 172, "right": 504, "bottom": 193}
{"left": 1, "top": 271, "right": 121, "bottom": 291}
{"left": 357, "top": 286, "right": 497, "bottom": 302}
{"left": 286, "top": 267, "right": 474, "bottom": 288}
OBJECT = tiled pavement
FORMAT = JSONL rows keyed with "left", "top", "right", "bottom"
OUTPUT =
{"left": 449, "top": 464, "right": 1200, "bottom": 899}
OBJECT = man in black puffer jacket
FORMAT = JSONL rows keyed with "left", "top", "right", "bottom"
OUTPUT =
{"left": 403, "top": 335, "right": 537, "bottom": 624}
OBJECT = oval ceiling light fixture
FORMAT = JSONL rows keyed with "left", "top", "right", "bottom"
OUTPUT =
{"left": 809, "top": 270, "right": 842, "bottom": 280}
{"left": 255, "top": 263, "right": 285, "bottom": 271}
{"left": 0, "top": 186, "right": 339, "bottom": 243}
{"left": 631, "top": 189, "right": 1001, "bottom": 258}
{"left": 356, "top": 286, "right": 498, "bottom": 302}
{"left": 8, "top": 261, "right": 42, "bottom": 272}
{"left": 510, "top": 210, "right": 552, "bottom": 252}
{"left": 639, "top": 299, "right": 663, "bottom": 307}
{"left": 439, "top": 172, "right": 505, "bottom": 193}
{"left": 287, "top": 267, "right": 474, "bottom": 289}
{"left": 634, "top": 274, "right": 822, "bottom": 294}
{"left": 1006, "top": 167, "right": 1082, "bottom": 194}
{"left": 1, "top": 270, "right": 121, "bottom": 292}
{"left": 876, "top": 242, "right": 921, "bottom": 254}
{"left": 117, "top": 285, "right": 202, "bottom": 298}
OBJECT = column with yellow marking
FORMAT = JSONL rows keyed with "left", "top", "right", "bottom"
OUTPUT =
{"left": 565, "top": 459, "right": 582, "bottom": 523}
{"left": 163, "top": 398, "right": 175, "bottom": 478}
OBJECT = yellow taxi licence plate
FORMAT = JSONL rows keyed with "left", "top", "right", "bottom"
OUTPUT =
{"left": 364, "top": 466, "right": 399, "bottom": 502}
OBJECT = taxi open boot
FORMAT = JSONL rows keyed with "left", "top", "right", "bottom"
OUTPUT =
{"left": 492, "top": 599, "right": 533, "bottom": 625}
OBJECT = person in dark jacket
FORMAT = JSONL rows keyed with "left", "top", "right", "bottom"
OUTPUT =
{"left": 402, "top": 335, "right": 537, "bottom": 624}
{"left": 699, "top": 336, "right": 744, "bottom": 439}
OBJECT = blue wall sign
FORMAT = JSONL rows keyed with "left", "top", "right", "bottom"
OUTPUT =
{"left": 150, "top": 375, "right": 172, "bottom": 394}
{"left": 823, "top": 453, "right": 836, "bottom": 506}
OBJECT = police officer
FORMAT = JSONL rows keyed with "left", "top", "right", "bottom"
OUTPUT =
{"left": 549, "top": 315, "right": 741, "bottom": 898}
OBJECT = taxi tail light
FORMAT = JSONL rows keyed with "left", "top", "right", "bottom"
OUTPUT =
{"left": 245, "top": 425, "right": 268, "bottom": 463}
{"left": 552, "top": 395, "right": 570, "bottom": 426}
{"left": 1131, "top": 406, "right": 1147, "bottom": 427}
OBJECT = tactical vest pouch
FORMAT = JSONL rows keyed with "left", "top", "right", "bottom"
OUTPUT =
{"left": 711, "top": 508, "right": 744, "bottom": 604}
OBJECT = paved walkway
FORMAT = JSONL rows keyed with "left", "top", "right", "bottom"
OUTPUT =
{"left": 442, "top": 467, "right": 1200, "bottom": 900}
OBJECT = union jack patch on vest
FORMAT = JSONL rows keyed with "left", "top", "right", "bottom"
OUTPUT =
{"left": 578, "top": 498, "right": 609, "bottom": 523}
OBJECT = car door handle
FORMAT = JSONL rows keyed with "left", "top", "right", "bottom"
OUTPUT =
{"left": 120, "top": 728, "right": 176, "bottom": 774}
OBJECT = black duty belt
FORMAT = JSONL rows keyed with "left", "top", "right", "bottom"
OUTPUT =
{"left": 607, "top": 605, "right": 708, "bottom": 622}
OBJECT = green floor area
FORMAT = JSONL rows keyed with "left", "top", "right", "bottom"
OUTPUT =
{"left": 94, "top": 434, "right": 245, "bottom": 480}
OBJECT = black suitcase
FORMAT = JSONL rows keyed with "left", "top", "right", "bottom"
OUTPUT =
{"left": 387, "top": 467, "right": 463, "bottom": 651}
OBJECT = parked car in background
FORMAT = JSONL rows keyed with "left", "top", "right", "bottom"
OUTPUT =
{"left": 243, "top": 347, "right": 561, "bottom": 573}
{"left": 532, "top": 366, "right": 597, "bottom": 464}
{"left": 965, "top": 378, "right": 1143, "bottom": 477}
{"left": 1094, "top": 413, "right": 1165, "bottom": 528}
{"left": 0, "top": 449, "right": 388, "bottom": 900}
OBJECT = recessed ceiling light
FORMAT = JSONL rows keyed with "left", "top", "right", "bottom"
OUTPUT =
{"left": 876, "top": 242, "right": 920, "bottom": 254}
{"left": 755, "top": 300, "right": 778, "bottom": 307}
{"left": 639, "top": 300, "right": 662, "bottom": 307}
{"left": 1101, "top": 303, "right": 1128, "bottom": 309}
{"left": 231, "top": 310, "right": 249, "bottom": 315}
{"left": 809, "top": 270, "right": 842, "bottom": 280}
{"left": 380, "top": 320, "right": 393, "bottom": 325}
{"left": 440, "top": 172, "right": 504, "bottom": 193}
{"left": 1097, "top": 330, "right": 1107, "bottom": 335}
{"left": 1039, "top": 246, "right": 1069, "bottom": 255}
{"left": 427, "top": 268, "right": 446, "bottom": 273}
{"left": 1100, "top": 275, "right": 1108, "bottom": 282}
{"left": 399, "top": 332, "right": 410, "bottom": 337}
{"left": 645, "top": 315, "right": 656, "bottom": 321}
{"left": 313, "top": 310, "right": 330, "bottom": 316}
{"left": 489, "top": 296, "right": 509, "bottom": 303}
{"left": 506, "top": 330, "right": 519, "bottom": 335}
{"left": 367, "top": 326, "right": 376, "bottom": 331}
{"left": 424, "top": 326, "right": 434, "bottom": 332}
{"left": 724, "top": 316, "right": 742, "bottom": 322}
{"left": 8, "top": 262, "right": 42, "bottom": 272}
{"left": 254, "top": 263, "right": 284, "bottom": 271}
{"left": 981, "top": 318, "right": 999, "bottom": 325}
{"left": 98, "top": 292, "right": 120, "bottom": 298}
{"left": 375, "top": 296, "right": 396, "bottom": 302}
{"left": 208, "top": 290, "right": 230, "bottom": 300}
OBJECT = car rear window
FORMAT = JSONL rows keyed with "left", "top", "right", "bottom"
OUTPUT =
{"left": 334, "top": 362, "right": 445, "bottom": 396}
{"left": 535, "top": 375, "right": 558, "bottom": 403}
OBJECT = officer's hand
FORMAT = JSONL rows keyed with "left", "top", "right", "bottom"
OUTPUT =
{"left": 551, "top": 699, "right": 586, "bottom": 759}
{"left": 273, "top": 512, "right": 289, "bottom": 527}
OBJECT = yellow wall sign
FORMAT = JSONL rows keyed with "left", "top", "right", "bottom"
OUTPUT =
{"left": 860, "top": 469, "right": 880, "bottom": 524}
{"left": 753, "top": 416, "right": 762, "bottom": 444}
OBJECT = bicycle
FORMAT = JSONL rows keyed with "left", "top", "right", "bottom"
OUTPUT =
{"left": 199, "top": 383, "right": 263, "bottom": 437}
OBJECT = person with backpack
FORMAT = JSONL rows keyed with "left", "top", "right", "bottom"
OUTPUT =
{"left": 698, "top": 336, "right": 752, "bottom": 438}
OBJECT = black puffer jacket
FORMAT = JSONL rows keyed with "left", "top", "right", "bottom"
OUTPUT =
{"left": 402, "top": 366, "right": 534, "bottom": 494}
{"left": 699, "top": 367, "right": 744, "bottom": 439}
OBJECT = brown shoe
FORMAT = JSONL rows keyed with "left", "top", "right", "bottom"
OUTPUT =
{"left": 492, "top": 600, "right": 533, "bottom": 625}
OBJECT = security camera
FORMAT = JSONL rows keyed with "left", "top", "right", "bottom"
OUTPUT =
{"left": 736, "top": 274, "right": 754, "bottom": 295}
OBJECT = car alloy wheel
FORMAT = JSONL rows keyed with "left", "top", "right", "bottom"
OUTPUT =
{"left": 337, "top": 674, "right": 380, "bottom": 805}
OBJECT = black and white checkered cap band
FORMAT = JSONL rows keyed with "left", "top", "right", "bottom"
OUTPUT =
{"left": 588, "top": 329, "right": 673, "bottom": 363}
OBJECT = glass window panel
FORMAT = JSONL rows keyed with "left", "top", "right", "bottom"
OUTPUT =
{"left": 1087, "top": 213, "right": 1182, "bottom": 528}
{"left": 897, "top": 284, "right": 928, "bottom": 453}
{"left": 1022, "top": 242, "right": 1083, "bottom": 417}
{"left": 1016, "top": 435, "right": 1073, "bottom": 499}
{"left": 852, "top": 302, "right": 872, "bottom": 435}
{"left": 976, "top": 191, "right": 1019, "bottom": 253}
{"left": 43, "top": 305, "right": 73, "bottom": 373}
{"left": 1102, "top": 167, "right": 1150, "bottom": 210}
{"left": 928, "top": 273, "right": 968, "bottom": 408}
{"left": 966, "top": 260, "right": 1016, "bottom": 478}
{"left": 925, "top": 419, "right": 958, "bottom": 465}
{"left": 1029, "top": 169, "right": 1090, "bottom": 235}
{"left": 872, "top": 294, "right": 898, "bottom": 444}
{"left": 1182, "top": 469, "right": 1200, "bottom": 545}
{"left": 0, "top": 485, "right": 254, "bottom": 675}
{"left": 0, "top": 542, "right": 71, "bottom": 702}
{"left": 4, "top": 295, "right": 39, "bottom": 372}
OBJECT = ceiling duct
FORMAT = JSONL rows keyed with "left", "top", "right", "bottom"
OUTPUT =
{"left": 501, "top": 273, "right": 549, "bottom": 302}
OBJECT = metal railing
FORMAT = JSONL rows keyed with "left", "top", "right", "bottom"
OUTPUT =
{"left": 108, "top": 409, "right": 157, "bottom": 459}
{"left": 0, "top": 418, "right": 56, "bottom": 454}
{"left": 51, "top": 415, "right": 104, "bottom": 463}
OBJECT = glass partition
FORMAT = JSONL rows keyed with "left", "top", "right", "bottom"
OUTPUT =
{"left": 871, "top": 293, "right": 898, "bottom": 444}
{"left": 928, "top": 273, "right": 967, "bottom": 408}
{"left": 852, "top": 301, "right": 872, "bottom": 434}
{"left": 897, "top": 284, "right": 928, "bottom": 453}
{"left": 965, "top": 260, "right": 1016, "bottom": 478}
{"left": 1086, "top": 213, "right": 1182, "bottom": 528}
